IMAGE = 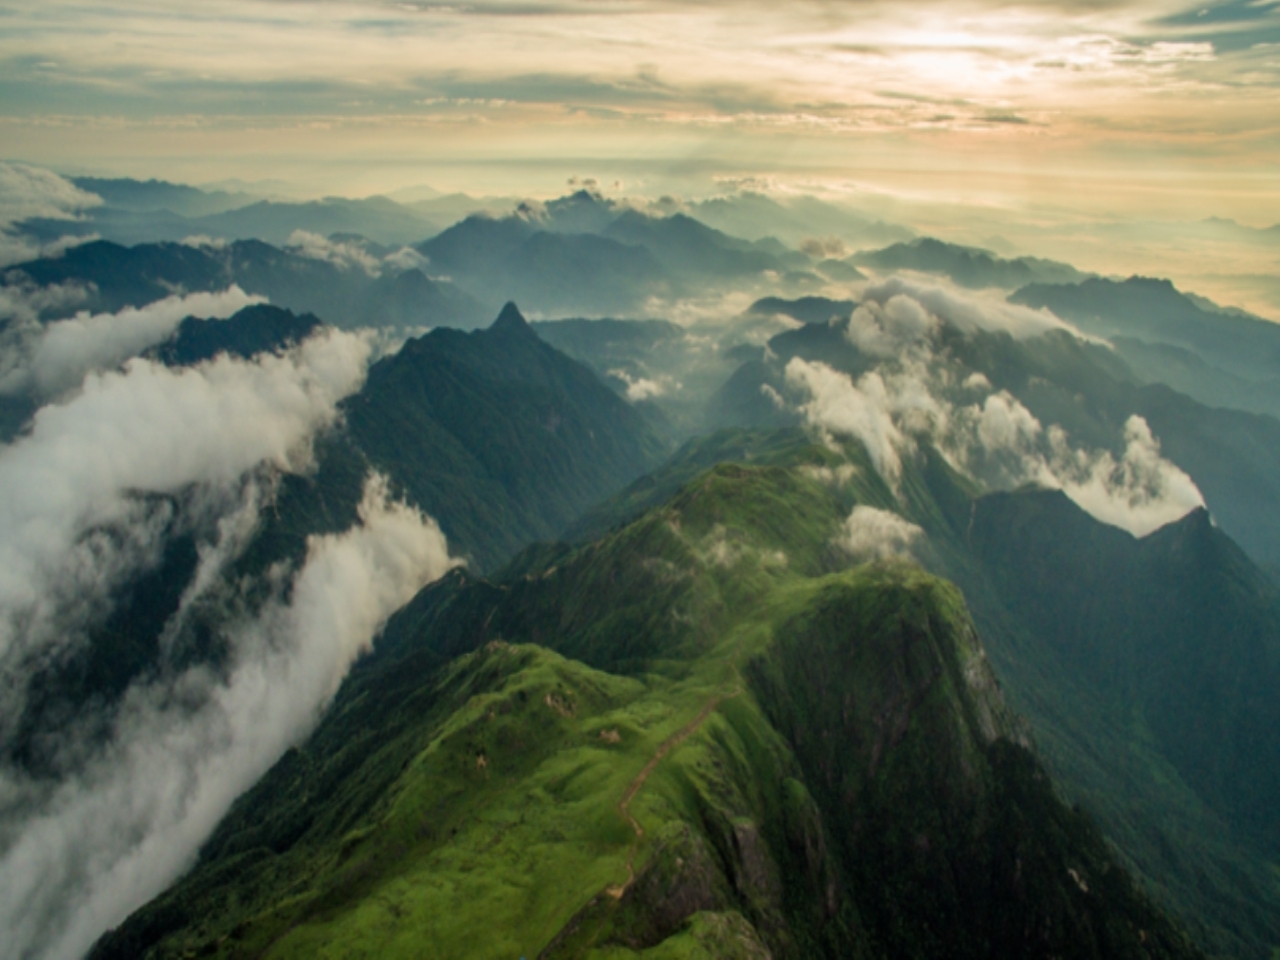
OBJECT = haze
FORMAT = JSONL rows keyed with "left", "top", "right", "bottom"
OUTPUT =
{"left": 1, "top": 0, "right": 1277, "bottom": 316}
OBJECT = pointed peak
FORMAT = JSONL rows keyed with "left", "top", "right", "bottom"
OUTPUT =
{"left": 490, "top": 301, "right": 533, "bottom": 335}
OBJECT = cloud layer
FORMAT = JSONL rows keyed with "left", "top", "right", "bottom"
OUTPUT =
{"left": 0, "top": 287, "right": 265, "bottom": 399}
{"left": 0, "top": 323, "right": 467, "bottom": 960}
{"left": 0, "top": 475, "right": 457, "bottom": 960}
{"left": 0, "top": 163, "right": 100, "bottom": 268}
{"left": 782, "top": 280, "right": 1205, "bottom": 538}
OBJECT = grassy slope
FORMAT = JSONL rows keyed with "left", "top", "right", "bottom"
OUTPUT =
{"left": 94, "top": 442, "right": 1200, "bottom": 960}
{"left": 554, "top": 428, "right": 1280, "bottom": 958}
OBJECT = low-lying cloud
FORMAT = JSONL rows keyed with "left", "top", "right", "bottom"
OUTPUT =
{"left": 862, "top": 275, "right": 1083, "bottom": 341}
{"left": 782, "top": 277, "right": 1205, "bottom": 538}
{"left": 0, "top": 287, "right": 265, "bottom": 399}
{"left": 0, "top": 328, "right": 371, "bottom": 715}
{"left": 835, "top": 505, "right": 923, "bottom": 561}
{"left": 0, "top": 164, "right": 101, "bottom": 269}
{"left": 0, "top": 475, "right": 458, "bottom": 960}
{"left": 0, "top": 321, "right": 467, "bottom": 960}
{"left": 287, "top": 230, "right": 382, "bottom": 276}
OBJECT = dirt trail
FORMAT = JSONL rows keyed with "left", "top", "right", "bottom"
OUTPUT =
{"left": 605, "top": 688, "right": 740, "bottom": 899}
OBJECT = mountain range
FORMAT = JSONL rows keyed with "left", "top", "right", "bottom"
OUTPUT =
{"left": 2, "top": 181, "right": 1279, "bottom": 960}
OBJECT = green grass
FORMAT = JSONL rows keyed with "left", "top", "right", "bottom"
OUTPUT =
{"left": 95, "top": 440, "right": 1211, "bottom": 960}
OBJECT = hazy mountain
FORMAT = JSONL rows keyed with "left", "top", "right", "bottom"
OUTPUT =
{"left": 146, "top": 304, "right": 324, "bottom": 367}
{"left": 853, "top": 237, "right": 1089, "bottom": 289}
{"left": 416, "top": 201, "right": 819, "bottom": 315}
{"left": 1012, "top": 276, "right": 1280, "bottom": 419}
{"left": 69, "top": 176, "right": 256, "bottom": 217}
{"left": 22, "top": 179, "right": 441, "bottom": 248}
{"left": 709, "top": 308, "right": 1280, "bottom": 574}
{"left": 748, "top": 295, "right": 856, "bottom": 325}
{"left": 189, "top": 196, "right": 440, "bottom": 247}
{"left": 90, "top": 439, "right": 1201, "bottom": 960}
{"left": 3, "top": 238, "right": 487, "bottom": 330}
{"left": 683, "top": 190, "right": 915, "bottom": 248}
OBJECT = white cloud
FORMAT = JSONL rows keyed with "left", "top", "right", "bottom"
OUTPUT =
{"left": 286, "top": 230, "right": 381, "bottom": 276}
{"left": 785, "top": 357, "right": 906, "bottom": 484}
{"left": 0, "top": 328, "right": 371, "bottom": 676}
{"left": 1053, "top": 415, "right": 1205, "bottom": 537}
{"left": 609, "top": 367, "right": 676, "bottom": 402}
{"left": 0, "top": 164, "right": 102, "bottom": 269}
{"left": 384, "top": 246, "right": 430, "bottom": 272}
{"left": 0, "top": 279, "right": 91, "bottom": 328}
{"left": 782, "top": 344, "right": 1203, "bottom": 537}
{"left": 0, "top": 287, "right": 266, "bottom": 399}
{"left": 863, "top": 276, "right": 1082, "bottom": 341}
{"left": 845, "top": 293, "right": 935, "bottom": 358}
{"left": 834, "top": 505, "right": 923, "bottom": 561}
{"left": 0, "top": 475, "right": 458, "bottom": 960}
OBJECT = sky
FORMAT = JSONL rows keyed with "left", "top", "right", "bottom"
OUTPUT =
{"left": 0, "top": 0, "right": 1277, "bottom": 308}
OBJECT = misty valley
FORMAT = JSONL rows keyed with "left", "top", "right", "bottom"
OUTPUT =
{"left": 2, "top": 175, "right": 1280, "bottom": 960}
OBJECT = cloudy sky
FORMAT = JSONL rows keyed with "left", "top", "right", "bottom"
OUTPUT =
{"left": 0, "top": 0, "right": 1275, "bottom": 216}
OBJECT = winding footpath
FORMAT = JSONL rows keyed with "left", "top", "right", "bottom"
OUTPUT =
{"left": 605, "top": 687, "right": 741, "bottom": 899}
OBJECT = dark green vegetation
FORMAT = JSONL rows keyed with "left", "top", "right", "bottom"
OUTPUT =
{"left": 540, "top": 422, "right": 1280, "bottom": 959}
{"left": 1011, "top": 276, "right": 1280, "bottom": 419}
{"left": 93, "top": 438, "right": 1202, "bottom": 960}
{"left": 330, "top": 303, "right": 668, "bottom": 571}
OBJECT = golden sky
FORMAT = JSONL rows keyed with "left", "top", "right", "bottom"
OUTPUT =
{"left": 1, "top": 0, "right": 1277, "bottom": 309}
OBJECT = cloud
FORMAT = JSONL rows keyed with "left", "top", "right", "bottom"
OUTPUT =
{"left": 384, "top": 246, "right": 431, "bottom": 272}
{"left": 782, "top": 335, "right": 1204, "bottom": 538}
{"left": 0, "top": 475, "right": 458, "bottom": 960}
{"left": 834, "top": 504, "right": 923, "bottom": 561}
{"left": 845, "top": 293, "right": 936, "bottom": 358}
{"left": 608, "top": 367, "right": 675, "bottom": 401}
{"left": 785, "top": 357, "right": 906, "bottom": 484}
{"left": 0, "top": 287, "right": 267, "bottom": 399}
{"left": 0, "top": 279, "right": 91, "bottom": 328}
{"left": 862, "top": 276, "right": 1083, "bottom": 341}
{"left": 0, "top": 328, "right": 371, "bottom": 680}
{"left": 0, "top": 164, "right": 101, "bottom": 270}
{"left": 286, "top": 230, "right": 382, "bottom": 276}
{"left": 0, "top": 320, "right": 468, "bottom": 959}
{"left": 1051, "top": 415, "right": 1205, "bottom": 537}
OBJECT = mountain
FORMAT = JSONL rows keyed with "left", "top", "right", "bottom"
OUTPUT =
{"left": 70, "top": 176, "right": 257, "bottom": 217}
{"left": 748, "top": 296, "right": 856, "bottom": 325}
{"left": 90, "top": 443, "right": 1201, "bottom": 960}
{"left": 531, "top": 317, "right": 747, "bottom": 443}
{"left": 189, "top": 196, "right": 440, "bottom": 247}
{"left": 556, "top": 427, "right": 1280, "bottom": 959}
{"left": 709, "top": 312, "right": 1280, "bottom": 574}
{"left": 416, "top": 203, "right": 819, "bottom": 316}
{"left": 603, "top": 210, "right": 811, "bottom": 279}
{"left": 416, "top": 213, "right": 669, "bottom": 315}
{"left": 40, "top": 180, "right": 442, "bottom": 248}
{"left": 146, "top": 303, "right": 323, "bottom": 366}
{"left": 2, "top": 238, "right": 488, "bottom": 330}
{"left": 853, "top": 237, "right": 1089, "bottom": 289}
{"left": 331, "top": 302, "right": 669, "bottom": 570}
{"left": 1011, "top": 276, "right": 1280, "bottom": 419}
